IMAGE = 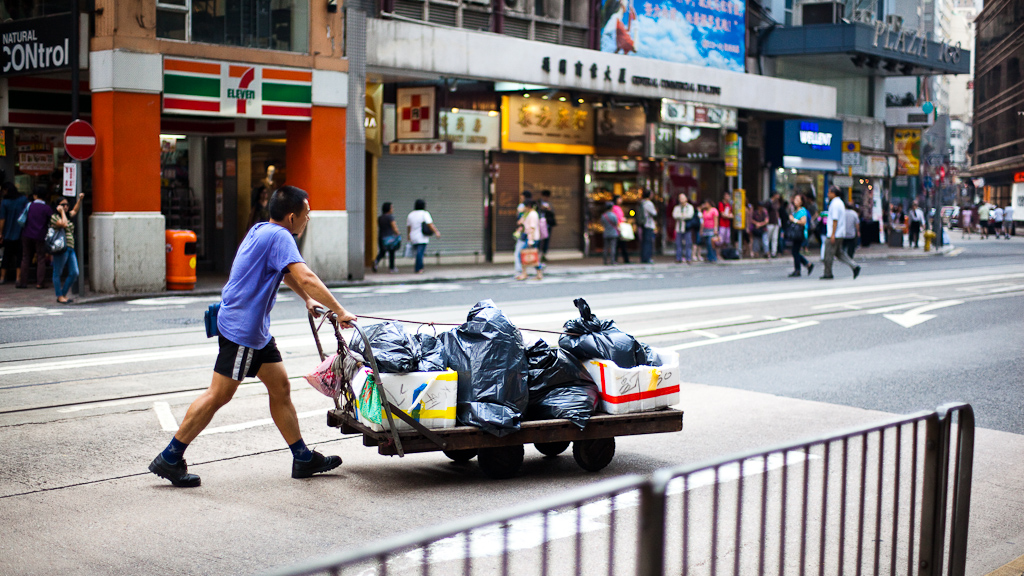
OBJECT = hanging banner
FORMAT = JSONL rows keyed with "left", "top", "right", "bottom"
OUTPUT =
{"left": 598, "top": 0, "right": 745, "bottom": 72}
{"left": 162, "top": 57, "right": 313, "bottom": 120}
{"left": 894, "top": 129, "right": 921, "bottom": 176}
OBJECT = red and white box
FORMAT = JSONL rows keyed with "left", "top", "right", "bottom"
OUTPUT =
{"left": 585, "top": 349, "right": 680, "bottom": 414}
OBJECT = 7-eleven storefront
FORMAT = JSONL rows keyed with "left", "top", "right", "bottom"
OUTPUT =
{"left": 88, "top": 51, "right": 349, "bottom": 293}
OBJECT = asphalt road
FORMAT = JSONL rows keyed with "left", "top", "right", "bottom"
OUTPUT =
{"left": 0, "top": 237, "right": 1021, "bottom": 575}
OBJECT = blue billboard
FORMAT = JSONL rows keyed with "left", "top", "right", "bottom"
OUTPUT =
{"left": 599, "top": 0, "right": 745, "bottom": 72}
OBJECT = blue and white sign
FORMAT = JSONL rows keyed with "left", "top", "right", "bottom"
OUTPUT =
{"left": 783, "top": 119, "right": 842, "bottom": 163}
{"left": 598, "top": 0, "right": 745, "bottom": 72}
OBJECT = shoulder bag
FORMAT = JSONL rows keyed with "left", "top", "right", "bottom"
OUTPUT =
{"left": 45, "top": 226, "right": 66, "bottom": 254}
{"left": 420, "top": 221, "right": 435, "bottom": 236}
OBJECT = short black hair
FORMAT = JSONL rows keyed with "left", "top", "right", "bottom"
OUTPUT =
{"left": 523, "top": 199, "right": 536, "bottom": 208}
{"left": 521, "top": 191, "right": 533, "bottom": 199}
{"left": 642, "top": 189, "right": 652, "bottom": 199}
{"left": 382, "top": 202, "right": 392, "bottom": 213}
{"left": 414, "top": 198, "right": 426, "bottom": 210}
{"left": 541, "top": 189, "right": 552, "bottom": 198}
{"left": 268, "top": 185, "right": 309, "bottom": 221}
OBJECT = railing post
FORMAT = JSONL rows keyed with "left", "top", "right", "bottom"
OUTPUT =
{"left": 944, "top": 405, "right": 975, "bottom": 576}
{"left": 918, "top": 413, "right": 951, "bottom": 576}
{"left": 637, "top": 477, "right": 668, "bottom": 576}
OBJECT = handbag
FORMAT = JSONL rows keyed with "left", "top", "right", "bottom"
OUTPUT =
{"left": 421, "top": 222, "right": 435, "bottom": 236}
{"left": 204, "top": 302, "right": 221, "bottom": 338}
{"left": 617, "top": 222, "right": 635, "bottom": 241}
{"left": 16, "top": 203, "right": 30, "bottom": 227}
{"left": 520, "top": 247, "right": 540, "bottom": 267}
{"left": 382, "top": 234, "right": 401, "bottom": 251}
{"left": 44, "top": 227, "right": 66, "bottom": 254}
{"left": 788, "top": 222, "right": 805, "bottom": 240}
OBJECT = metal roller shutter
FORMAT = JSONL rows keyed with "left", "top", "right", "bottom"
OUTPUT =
{"left": 379, "top": 150, "right": 486, "bottom": 256}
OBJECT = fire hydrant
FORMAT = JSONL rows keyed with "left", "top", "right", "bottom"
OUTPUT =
{"left": 923, "top": 229, "right": 936, "bottom": 252}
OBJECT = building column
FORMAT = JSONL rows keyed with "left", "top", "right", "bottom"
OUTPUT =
{"left": 89, "top": 50, "right": 165, "bottom": 293}
{"left": 286, "top": 69, "right": 349, "bottom": 282}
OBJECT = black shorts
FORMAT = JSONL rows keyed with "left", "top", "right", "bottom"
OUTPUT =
{"left": 214, "top": 336, "right": 282, "bottom": 380}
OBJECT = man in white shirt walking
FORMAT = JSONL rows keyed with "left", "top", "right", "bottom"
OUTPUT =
{"left": 1004, "top": 204, "right": 1015, "bottom": 238}
{"left": 992, "top": 206, "right": 1004, "bottom": 239}
{"left": 821, "top": 187, "right": 861, "bottom": 280}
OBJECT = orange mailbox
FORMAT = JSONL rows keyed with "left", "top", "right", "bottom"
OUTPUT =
{"left": 166, "top": 230, "right": 197, "bottom": 290}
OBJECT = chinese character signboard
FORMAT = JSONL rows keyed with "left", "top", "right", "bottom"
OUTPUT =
{"left": 396, "top": 87, "right": 436, "bottom": 140}
{"left": 162, "top": 57, "right": 313, "bottom": 120}
{"left": 894, "top": 129, "right": 921, "bottom": 176}
{"left": 598, "top": 0, "right": 745, "bottom": 72}
{"left": 439, "top": 109, "right": 500, "bottom": 151}
{"left": 502, "top": 95, "right": 595, "bottom": 154}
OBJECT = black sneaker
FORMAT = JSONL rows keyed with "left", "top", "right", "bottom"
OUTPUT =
{"left": 806, "top": 263, "right": 815, "bottom": 276}
{"left": 149, "top": 454, "right": 201, "bottom": 487}
{"left": 788, "top": 271, "right": 801, "bottom": 277}
{"left": 853, "top": 266, "right": 862, "bottom": 279}
{"left": 292, "top": 451, "right": 342, "bottom": 479}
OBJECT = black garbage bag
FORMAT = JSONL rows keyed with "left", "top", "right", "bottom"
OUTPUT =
{"left": 558, "top": 298, "right": 661, "bottom": 369}
{"left": 525, "top": 339, "right": 599, "bottom": 429}
{"left": 440, "top": 300, "right": 528, "bottom": 437}
{"left": 352, "top": 321, "right": 447, "bottom": 373}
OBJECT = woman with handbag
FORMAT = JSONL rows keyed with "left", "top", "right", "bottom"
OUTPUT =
{"left": 373, "top": 202, "right": 402, "bottom": 273}
{"left": 515, "top": 200, "right": 544, "bottom": 280}
{"left": 611, "top": 195, "right": 632, "bottom": 264}
{"left": 787, "top": 193, "right": 814, "bottom": 278}
{"left": 406, "top": 199, "right": 440, "bottom": 274}
{"left": 50, "top": 193, "right": 84, "bottom": 303}
{"left": 671, "top": 193, "right": 695, "bottom": 264}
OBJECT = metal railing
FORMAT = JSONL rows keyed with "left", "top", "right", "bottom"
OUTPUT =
{"left": 262, "top": 403, "right": 974, "bottom": 576}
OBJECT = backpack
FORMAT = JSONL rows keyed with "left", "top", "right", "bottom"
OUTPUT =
{"left": 542, "top": 203, "right": 557, "bottom": 228}
{"left": 635, "top": 201, "right": 649, "bottom": 228}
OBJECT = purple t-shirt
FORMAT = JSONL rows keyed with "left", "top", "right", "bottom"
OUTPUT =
{"left": 22, "top": 200, "right": 53, "bottom": 241}
{"left": 217, "top": 222, "right": 305, "bottom": 349}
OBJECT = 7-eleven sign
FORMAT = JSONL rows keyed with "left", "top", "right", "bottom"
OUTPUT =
{"left": 396, "top": 87, "right": 435, "bottom": 140}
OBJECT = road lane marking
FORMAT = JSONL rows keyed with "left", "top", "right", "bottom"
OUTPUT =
{"left": 153, "top": 402, "right": 179, "bottom": 432}
{"left": 57, "top": 381, "right": 311, "bottom": 413}
{"left": 689, "top": 330, "right": 720, "bottom": 339}
{"left": 811, "top": 294, "right": 919, "bottom": 310}
{"left": 630, "top": 315, "right": 753, "bottom": 337}
{"left": 882, "top": 300, "right": 964, "bottom": 328}
{"left": 375, "top": 452, "right": 814, "bottom": 572}
{"left": 865, "top": 301, "right": 932, "bottom": 315}
{"left": 664, "top": 321, "right": 819, "bottom": 351}
{"left": 198, "top": 410, "right": 322, "bottom": 436}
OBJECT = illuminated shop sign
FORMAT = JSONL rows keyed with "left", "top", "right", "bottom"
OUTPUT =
{"left": 798, "top": 122, "right": 834, "bottom": 150}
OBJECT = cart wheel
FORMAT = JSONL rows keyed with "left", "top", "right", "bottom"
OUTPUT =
{"left": 443, "top": 449, "right": 477, "bottom": 463}
{"left": 535, "top": 441, "right": 571, "bottom": 457}
{"left": 477, "top": 445, "right": 524, "bottom": 479}
{"left": 573, "top": 438, "right": 615, "bottom": 472}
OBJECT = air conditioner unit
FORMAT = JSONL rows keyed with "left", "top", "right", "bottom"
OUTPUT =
{"left": 853, "top": 10, "right": 875, "bottom": 23}
{"left": 885, "top": 14, "right": 904, "bottom": 29}
{"left": 802, "top": 2, "right": 844, "bottom": 25}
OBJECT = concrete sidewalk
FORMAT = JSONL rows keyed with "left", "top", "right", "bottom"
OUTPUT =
{"left": 0, "top": 239, "right": 957, "bottom": 307}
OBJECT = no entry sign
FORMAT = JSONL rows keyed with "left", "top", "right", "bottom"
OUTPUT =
{"left": 64, "top": 120, "right": 97, "bottom": 161}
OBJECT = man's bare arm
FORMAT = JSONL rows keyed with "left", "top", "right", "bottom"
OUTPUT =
{"left": 283, "top": 262, "right": 356, "bottom": 324}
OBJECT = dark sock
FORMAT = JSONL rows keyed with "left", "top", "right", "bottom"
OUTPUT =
{"left": 289, "top": 439, "right": 313, "bottom": 462}
{"left": 161, "top": 437, "right": 189, "bottom": 465}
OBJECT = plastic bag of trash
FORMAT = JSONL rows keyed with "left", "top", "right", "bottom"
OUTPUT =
{"left": 304, "top": 348, "right": 365, "bottom": 399}
{"left": 525, "top": 339, "right": 599, "bottom": 429}
{"left": 558, "top": 298, "right": 661, "bottom": 369}
{"left": 440, "top": 300, "right": 528, "bottom": 437}
{"left": 352, "top": 321, "right": 446, "bottom": 373}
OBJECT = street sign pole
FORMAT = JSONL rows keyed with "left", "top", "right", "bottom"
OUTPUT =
{"left": 70, "top": 0, "right": 83, "bottom": 297}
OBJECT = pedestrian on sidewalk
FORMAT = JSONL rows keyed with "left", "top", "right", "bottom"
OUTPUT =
{"left": 960, "top": 206, "right": 973, "bottom": 239}
{"left": 612, "top": 195, "right": 631, "bottom": 264}
{"left": 843, "top": 204, "right": 860, "bottom": 259}
{"left": 407, "top": 199, "right": 440, "bottom": 274}
{"left": 766, "top": 194, "right": 781, "bottom": 258}
{"left": 17, "top": 186, "right": 53, "bottom": 290}
{"left": 638, "top": 189, "right": 657, "bottom": 264}
{"left": 787, "top": 193, "right": 813, "bottom": 277}
{"left": 0, "top": 182, "right": 28, "bottom": 285}
{"left": 750, "top": 202, "right": 769, "bottom": 257}
{"left": 600, "top": 201, "right": 620, "bottom": 265}
{"left": 247, "top": 185, "right": 270, "bottom": 231}
{"left": 821, "top": 187, "right": 861, "bottom": 280}
{"left": 149, "top": 186, "right": 358, "bottom": 488}
{"left": 671, "top": 192, "right": 695, "bottom": 263}
{"left": 513, "top": 191, "right": 532, "bottom": 277}
{"left": 908, "top": 201, "right": 924, "bottom": 248}
{"left": 50, "top": 193, "right": 84, "bottom": 304}
{"left": 539, "top": 189, "right": 557, "bottom": 262}
{"left": 978, "top": 203, "right": 991, "bottom": 239}
{"left": 992, "top": 205, "right": 1004, "bottom": 239}
{"left": 717, "top": 191, "right": 733, "bottom": 248}
{"left": 515, "top": 200, "right": 544, "bottom": 280}
{"left": 699, "top": 199, "right": 719, "bottom": 263}
{"left": 373, "top": 202, "right": 401, "bottom": 273}
{"left": 1004, "top": 204, "right": 1015, "bottom": 237}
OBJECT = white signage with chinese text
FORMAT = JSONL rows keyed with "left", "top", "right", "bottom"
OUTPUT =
{"left": 62, "top": 162, "right": 77, "bottom": 197}
{"left": 439, "top": 110, "right": 500, "bottom": 151}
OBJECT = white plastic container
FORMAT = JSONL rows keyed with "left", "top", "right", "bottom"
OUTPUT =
{"left": 353, "top": 368, "right": 459, "bottom": 432}
{"left": 584, "top": 349, "right": 680, "bottom": 414}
